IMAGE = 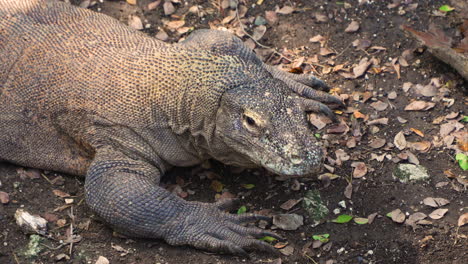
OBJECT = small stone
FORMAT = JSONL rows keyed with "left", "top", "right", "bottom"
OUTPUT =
{"left": 273, "top": 214, "right": 303, "bottom": 231}
{"left": 254, "top": 16, "right": 267, "bottom": 26}
{"left": 393, "top": 164, "right": 430, "bottom": 183}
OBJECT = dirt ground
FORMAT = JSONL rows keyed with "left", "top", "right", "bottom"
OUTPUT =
{"left": 0, "top": 0, "right": 467, "bottom": 263}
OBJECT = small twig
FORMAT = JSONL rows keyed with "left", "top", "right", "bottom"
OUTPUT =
{"left": 68, "top": 207, "right": 75, "bottom": 257}
{"left": 13, "top": 253, "right": 20, "bottom": 264}
{"left": 40, "top": 173, "right": 53, "bottom": 185}
{"left": 334, "top": 42, "right": 353, "bottom": 59}
{"left": 303, "top": 253, "right": 319, "bottom": 264}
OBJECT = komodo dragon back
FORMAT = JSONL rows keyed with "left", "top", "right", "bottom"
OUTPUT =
{"left": 0, "top": 0, "right": 343, "bottom": 255}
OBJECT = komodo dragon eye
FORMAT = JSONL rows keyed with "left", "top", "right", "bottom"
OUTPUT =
{"left": 241, "top": 110, "right": 265, "bottom": 135}
{"left": 244, "top": 115, "right": 256, "bottom": 126}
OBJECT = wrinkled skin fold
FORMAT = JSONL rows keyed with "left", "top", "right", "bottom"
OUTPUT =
{"left": 0, "top": 0, "right": 342, "bottom": 255}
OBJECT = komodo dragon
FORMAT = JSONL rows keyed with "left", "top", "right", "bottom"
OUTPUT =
{"left": 0, "top": 0, "right": 343, "bottom": 255}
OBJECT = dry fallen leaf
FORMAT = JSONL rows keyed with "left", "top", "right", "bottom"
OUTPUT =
{"left": 369, "top": 138, "right": 386, "bottom": 149}
{"left": 0, "top": 191, "right": 9, "bottom": 204}
{"left": 351, "top": 162, "right": 367, "bottom": 178}
{"left": 276, "top": 6, "right": 295, "bottom": 15}
{"left": 345, "top": 20, "right": 360, "bottom": 33}
{"left": 458, "top": 213, "right": 468, "bottom": 227}
{"left": 394, "top": 131, "right": 407, "bottom": 150}
{"left": 163, "top": 1, "right": 176, "bottom": 15}
{"left": 252, "top": 25, "right": 267, "bottom": 41}
{"left": 52, "top": 189, "right": 70, "bottom": 198}
{"left": 95, "top": 256, "right": 110, "bottom": 264}
{"left": 428, "top": 208, "right": 448, "bottom": 220}
{"left": 165, "top": 20, "right": 185, "bottom": 31}
{"left": 390, "top": 209, "right": 406, "bottom": 223}
{"left": 404, "top": 101, "right": 435, "bottom": 111}
{"left": 320, "top": 47, "right": 335, "bottom": 56}
{"left": 128, "top": 15, "right": 143, "bottom": 30}
{"left": 407, "top": 141, "right": 431, "bottom": 152}
{"left": 370, "top": 100, "right": 388, "bottom": 111}
{"left": 423, "top": 197, "right": 450, "bottom": 208}
{"left": 353, "top": 57, "right": 372, "bottom": 78}
{"left": 265, "top": 11, "right": 278, "bottom": 24}
{"left": 410, "top": 128, "right": 425, "bottom": 137}
{"left": 280, "top": 199, "right": 302, "bottom": 210}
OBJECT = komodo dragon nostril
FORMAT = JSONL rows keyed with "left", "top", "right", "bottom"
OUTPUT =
{"left": 290, "top": 154, "right": 302, "bottom": 165}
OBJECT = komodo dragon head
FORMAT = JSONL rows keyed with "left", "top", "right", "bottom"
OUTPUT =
{"left": 215, "top": 80, "right": 324, "bottom": 176}
{"left": 182, "top": 30, "right": 341, "bottom": 177}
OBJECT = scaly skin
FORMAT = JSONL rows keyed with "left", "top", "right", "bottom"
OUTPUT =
{"left": 0, "top": 0, "right": 342, "bottom": 255}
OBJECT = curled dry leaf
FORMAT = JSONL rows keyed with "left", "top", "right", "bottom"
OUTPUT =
{"left": 165, "top": 20, "right": 185, "bottom": 31}
{"left": 370, "top": 101, "right": 388, "bottom": 111}
{"left": 309, "top": 113, "right": 328, "bottom": 130}
{"left": 458, "top": 213, "right": 468, "bottom": 227}
{"left": 276, "top": 6, "right": 295, "bottom": 15}
{"left": 428, "top": 208, "right": 448, "bottom": 220}
{"left": 344, "top": 182, "right": 352, "bottom": 199}
{"left": 351, "top": 162, "right": 367, "bottom": 178}
{"left": 280, "top": 199, "right": 302, "bottom": 211}
{"left": 264, "top": 11, "right": 278, "bottom": 24}
{"left": 148, "top": 0, "right": 162, "bottom": 11}
{"left": 394, "top": 131, "right": 407, "bottom": 150}
{"left": 252, "top": 25, "right": 267, "bottom": 41}
{"left": 405, "top": 101, "right": 436, "bottom": 111}
{"left": 423, "top": 197, "right": 450, "bottom": 208}
{"left": 369, "top": 138, "right": 386, "bottom": 149}
{"left": 345, "top": 20, "right": 360, "bottom": 33}
{"left": 155, "top": 30, "right": 169, "bottom": 41}
{"left": 407, "top": 141, "right": 431, "bottom": 153}
{"left": 95, "top": 256, "right": 110, "bottom": 264}
{"left": 353, "top": 57, "right": 372, "bottom": 78}
{"left": 410, "top": 128, "right": 424, "bottom": 137}
{"left": 388, "top": 91, "right": 397, "bottom": 100}
{"left": 0, "top": 191, "right": 9, "bottom": 204}
{"left": 314, "top": 12, "right": 328, "bottom": 23}
{"left": 367, "top": 212, "right": 378, "bottom": 224}
{"left": 367, "top": 118, "right": 389, "bottom": 125}
{"left": 320, "top": 47, "right": 335, "bottom": 56}
{"left": 163, "top": 1, "right": 176, "bottom": 16}
{"left": 310, "top": 34, "right": 325, "bottom": 43}
{"left": 52, "top": 189, "right": 70, "bottom": 198}
{"left": 128, "top": 15, "right": 143, "bottom": 30}
{"left": 335, "top": 149, "right": 350, "bottom": 165}
{"left": 390, "top": 209, "right": 406, "bottom": 223}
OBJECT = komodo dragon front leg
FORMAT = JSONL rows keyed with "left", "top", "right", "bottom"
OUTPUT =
{"left": 85, "top": 146, "right": 279, "bottom": 255}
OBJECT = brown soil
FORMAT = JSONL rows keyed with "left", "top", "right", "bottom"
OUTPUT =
{"left": 0, "top": 1, "right": 467, "bottom": 264}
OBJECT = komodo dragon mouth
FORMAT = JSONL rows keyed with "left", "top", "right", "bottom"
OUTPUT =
{"left": 0, "top": 0, "right": 343, "bottom": 256}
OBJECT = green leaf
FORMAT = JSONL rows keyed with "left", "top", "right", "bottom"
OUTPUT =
{"left": 439, "top": 5, "right": 454, "bottom": 12}
{"left": 336, "top": 1, "right": 344, "bottom": 5}
{"left": 312, "top": 233, "right": 330, "bottom": 243}
{"left": 462, "top": 116, "right": 468, "bottom": 122}
{"left": 332, "top": 214, "right": 353, "bottom": 223}
{"left": 242, "top": 184, "right": 255, "bottom": 189}
{"left": 259, "top": 236, "right": 277, "bottom": 243}
{"left": 455, "top": 153, "right": 468, "bottom": 171}
{"left": 314, "top": 133, "right": 321, "bottom": 139}
{"left": 386, "top": 212, "right": 392, "bottom": 218}
{"left": 237, "top": 205, "right": 247, "bottom": 215}
{"left": 353, "top": 217, "right": 369, "bottom": 225}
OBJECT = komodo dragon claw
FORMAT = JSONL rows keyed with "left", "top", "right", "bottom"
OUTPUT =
{"left": 264, "top": 65, "right": 345, "bottom": 120}
{"left": 166, "top": 199, "right": 282, "bottom": 256}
